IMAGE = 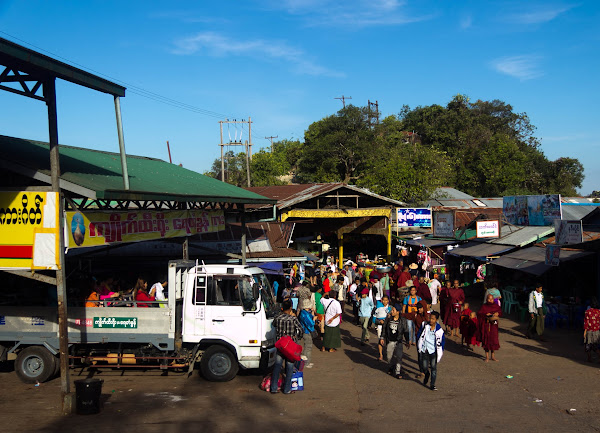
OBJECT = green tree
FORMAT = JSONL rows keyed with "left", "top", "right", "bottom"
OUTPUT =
{"left": 297, "top": 105, "right": 375, "bottom": 183}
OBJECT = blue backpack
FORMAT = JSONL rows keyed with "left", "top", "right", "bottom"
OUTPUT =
{"left": 298, "top": 309, "right": 315, "bottom": 334}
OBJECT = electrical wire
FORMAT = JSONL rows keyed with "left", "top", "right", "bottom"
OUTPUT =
{"left": 0, "top": 30, "right": 289, "bottom": 146}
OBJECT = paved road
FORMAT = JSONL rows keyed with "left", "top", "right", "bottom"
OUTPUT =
{"left": 2, "top": 305, "right": 600, "bottom": 433}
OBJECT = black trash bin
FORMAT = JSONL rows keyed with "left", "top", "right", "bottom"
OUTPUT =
{"left": 74, "top": 378, "right": 103, "bottom": 415}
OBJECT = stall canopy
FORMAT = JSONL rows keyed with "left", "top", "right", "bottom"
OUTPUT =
{"left": 405, "top": 238, "right": 458, "bottom": 248}
{"left": 447, "top": 241, "right": 515, "bottom": 260}
{"left": 491, "top": 246, "right": 593, "bottom": 276}
{"left": 487, "top": 225, "right": 555, "bottom": 247}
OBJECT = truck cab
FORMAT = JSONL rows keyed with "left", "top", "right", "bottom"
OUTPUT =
{"left": 175, "top": 261, "right": 278, "bottom": 381}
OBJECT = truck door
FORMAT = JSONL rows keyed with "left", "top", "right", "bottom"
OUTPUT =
{"left": 182, "top": 272, "right": 207, "bottom": 340}
{"left": 205, "top": 275, "right": 260, "bottom": 348}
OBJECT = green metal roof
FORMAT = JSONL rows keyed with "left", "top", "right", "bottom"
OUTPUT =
{"left": 0, "top": 36, "right": 126, "bottom": 97}
{"left": 0, "top": 135, "right": 275, "bottom": 205}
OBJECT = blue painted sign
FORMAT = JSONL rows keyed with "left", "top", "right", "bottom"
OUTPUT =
{"left": 397, "top": 208, "right": 432, "bottom": 228}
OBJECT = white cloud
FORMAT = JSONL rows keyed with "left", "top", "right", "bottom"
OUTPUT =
{"left": 171, "top": 32, "right": 344, "bottom": 78}
{"left": 506, "top": 4, "right": 575, "bottom": 24}
{"left": 490, "top": 55, "right": 544, "bottom": 81}
{"left": 268, "top": 0, "right": 432, "bottom": 27}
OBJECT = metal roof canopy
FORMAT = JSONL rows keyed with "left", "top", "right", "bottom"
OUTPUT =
{"left": 0, "top": 135, "right": 276, "bottom": 207}
{"left": 0, "top": 36, "right": 125, "bottom": 97}
{"left": 446, "top": 241, "right": 516, "bottom": 259}
{"left": 491, "top": 246, "right": 593, "bottom": 276}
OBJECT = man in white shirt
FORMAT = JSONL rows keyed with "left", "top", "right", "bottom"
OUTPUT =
{"left": 526, "top": 283, "right": 546, "bottom": 341}
{"left": 428, "top": 277, "right": 441, "bottom": 313}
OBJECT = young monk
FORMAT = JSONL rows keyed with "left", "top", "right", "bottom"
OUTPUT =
{"left": 478, "top": 294, "right": 502, "bottom": 362}
{"left": 460, "top": 302, "right": 473, "bottom": 346}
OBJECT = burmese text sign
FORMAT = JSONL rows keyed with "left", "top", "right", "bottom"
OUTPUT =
{"left": 396, "top": 208, "right": 432, "bottom": 228}
{"left": 476, "top": 220, "right": 500, "bottom": 238}
{"left": 554, "top": 220, "right": 583, "bottom": 245}
{"left": 66, "top": 209, "right": 225, "bottom": 249}
{"left": 433, "top": 211, "right": 454, "bottom": 237}
{"left": 0, "top": 191, "right": 60, "bottom": 270}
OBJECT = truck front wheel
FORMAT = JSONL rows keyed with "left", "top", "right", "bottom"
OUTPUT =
{"left": 200, "top": 346, "right": 239, "bottom": 382}
{"left": 15, "top": 346, "right": 57, "bottom": 384}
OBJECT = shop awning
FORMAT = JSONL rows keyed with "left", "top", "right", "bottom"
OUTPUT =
{"left": 405, "top": 238, "right": 458, "bottom": 248}
{"left": 446, "top": 241, "right": 515, "bottom": 260}
{"left": 490, "top": 246, "right": 593, "bottom": 276}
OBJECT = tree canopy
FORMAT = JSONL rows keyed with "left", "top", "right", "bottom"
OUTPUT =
{"left": 205, "top": 95, "right": 584, "bottom": 203}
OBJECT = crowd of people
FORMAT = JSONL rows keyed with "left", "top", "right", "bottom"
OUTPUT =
{"left": 84, "top": 276, "right": 167, "bottom": 308}
{"left": 270, "top": 257, "right": 538, "bottom": 394}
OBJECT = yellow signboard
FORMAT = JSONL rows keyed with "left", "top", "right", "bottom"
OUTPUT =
{"left": 66, "top": 209, "right": 225, "bottom": 249}
{"left": 0, "top": 191, "right": 60, "bottom": 270}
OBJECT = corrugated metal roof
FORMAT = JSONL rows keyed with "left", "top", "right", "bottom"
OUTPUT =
{"left": 432, "top": 187, "right": 474, "bottom": 200}
{"left": 561, "top": 205, "right": 599, "bottom": 221}
{"left": 427, "top": 197, "right": 503, "bottom": 209}
{"left": 491, "top": 246, "right": 593, "bottom": 276}
{"left": 0, "top": 135, "right": 274, "bottom": 204}
{"left": 446, "top": 242, "right": 515, "bottom": 259}
{"left": 488, "top": 225, "right": 554, "bottom": 247}
{"left": 246, "top": 183, "right": 404, "bottom": 210}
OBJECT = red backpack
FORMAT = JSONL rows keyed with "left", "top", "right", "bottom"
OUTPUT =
{"left": 275, "top": 335, "right": 302, "bottom": 361}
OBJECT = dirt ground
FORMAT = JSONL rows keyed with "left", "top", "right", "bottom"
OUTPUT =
{"left": 2, "top": 305, "right": 600, "bottom": 433}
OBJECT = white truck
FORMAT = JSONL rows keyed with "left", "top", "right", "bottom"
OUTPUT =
{"left": 0, "top": 260, "right": 278, "bottom": 383}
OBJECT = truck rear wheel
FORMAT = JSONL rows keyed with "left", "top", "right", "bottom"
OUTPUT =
{"left": 15, "top": 346, "right": 57, "bottom": 384}
{"left": 200, "top": 345, "right": 238, "bottom": 382}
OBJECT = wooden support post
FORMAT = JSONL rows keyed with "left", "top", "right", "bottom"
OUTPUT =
{"left": 183, "top": 238, "right": 189, "bottom": 260}
{"left": 387, "top": 216, "right": 392, "bottom": 263}
{"left": 45, "top": 77, "right": 73, "bottom": 414}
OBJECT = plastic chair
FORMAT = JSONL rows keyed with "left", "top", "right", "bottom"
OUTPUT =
{"left": 517, "top": 303, "right": 529, "bottom": 322}
{"left": 503, "top": 291, "right": 519, "bottom": 315}
{"left": 573, "top": 306, "right": 586, "bottom": 329}
{"left": 545, "top": 304, "right": 569, "bottom": 329}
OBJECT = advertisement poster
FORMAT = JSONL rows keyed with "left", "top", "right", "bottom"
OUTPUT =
{"left": 433, "top": 211, "right": 455, "bottom": 237}
{"left": 476, "top": 220, "right": 500, "bottom": 238}
{"left": 396, "top": 208, "right": 432, "bottom": 227}
{"left": 502, "top": 196, "right": 529, "bottom": 225}
{"left": 554, "top": 220, "right": 583, "bottom": 245}
{"left": 0, "top": 191, "right": 60, "bottom": 270}
{"left": 545, "top": 245, "right": 560, "bottom": 266}
{"left": 66, "top": 209, "right": 225, "bottom": 249}
{"left": 503, "top": 195, "right": 561, "bottom": 226}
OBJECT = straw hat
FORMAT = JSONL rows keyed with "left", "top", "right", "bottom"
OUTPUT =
{"left": 409, "top": 263, "right": 418, "bottom": 270}
{"left": 405, "top": 280, "right": 414, "bottom": 287}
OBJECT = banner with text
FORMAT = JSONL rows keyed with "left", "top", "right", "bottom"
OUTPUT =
{"left": 66, "top": 209, "right": 225, "bottom": 249}
{"left": 396, "top": 208, "right": 432, "bottom": 228}
{"left": 503, "top": 195, "right": 562, "bottom": 226}
{"left": 0, "top": 191, "right": 60, "bottom": 270}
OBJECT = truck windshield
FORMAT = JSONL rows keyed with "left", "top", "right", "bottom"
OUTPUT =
{"left": 252, "top": 273, "right": 276, "bottom": 316}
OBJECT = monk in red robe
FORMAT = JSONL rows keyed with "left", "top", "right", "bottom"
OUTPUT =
{"left": 459, "top": 303, "right": 472, "bottom": 346}
{"left": 446, "top": 280, "right": 465, "bottom": 338}
{"left": 477, "top": 294, "right": 502, "bottom": 362}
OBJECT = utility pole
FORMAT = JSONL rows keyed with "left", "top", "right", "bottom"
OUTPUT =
{"left": 265, "top": 135, "right": 278, "bottom": 152}
{"left": 368, "top": 100, "right": 380, "bottom": 125}
{"left": 335, "top": 95, "right": 352, "bottom": 108}
{"left": 218, "top": 118, "right": 252, "bottom": 186}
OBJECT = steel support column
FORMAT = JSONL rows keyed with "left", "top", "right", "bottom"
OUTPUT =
{"left": 241, "top": 206, "right": 247, "bottom": 265}
{"left": 114, "top": 96, "right": 130, "bottom": 190}
{"left": 45, "top": 77, "right": 72, "bottom": 413}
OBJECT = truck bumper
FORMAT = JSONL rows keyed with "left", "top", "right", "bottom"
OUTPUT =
{"left": 261, "top": 346, "right": 277, "bottom": 369}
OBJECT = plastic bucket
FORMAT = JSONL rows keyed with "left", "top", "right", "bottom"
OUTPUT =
{"left": 74, "top": 378, "right": 103, "bottom": 415}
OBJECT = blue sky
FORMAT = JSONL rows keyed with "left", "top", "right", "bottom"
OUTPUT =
{"left": 1, "top": 0, "right": 598, "bottom": 194}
